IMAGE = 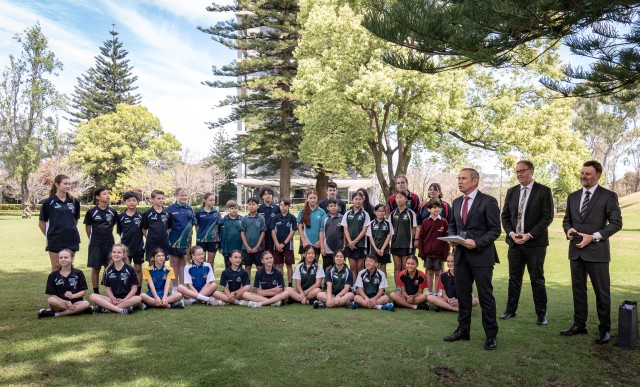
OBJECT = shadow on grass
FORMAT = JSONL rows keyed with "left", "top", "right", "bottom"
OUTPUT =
{"left": 1, "top": 268, "right": 639, "bottom": 386}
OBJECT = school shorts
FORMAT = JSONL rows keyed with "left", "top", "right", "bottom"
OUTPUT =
{"left": 130, "top": 253, "right": 145, "bottom": 265}
{"left": 344, "top": 247, "right": 367, "bottom": 259}
{"left": 46, "top": 244, "right": 79, "bottom": 253}
{"left": 376, "top": 253, "right": 391, "bottom": 264}
{"left": 298, "top": 245, "right": 321, "bottom": 257}
{"left": 87, "top": 245, "right": 112, "bottom": 269}
{"left": 243, "top": 250, "right": 264, "bottom": 267}
{"left": 196, "top": 241, "right": 218, "bottom": 253}
{"left": 167, "top": 247, "right": 188, "bottom": 258}
{"left": 322, "top": 253, "right": 335, "bottom": 268}
{"left": 146, "top": 289, "right": 167, "bottom": 299}
{"left": 273, "top": 249, "right": 294, "bottom": 265}
{"left": 424, "top": 257, "right": 444, "bottom": 271}
{"left": 390, "top": 247, "right": 413, "bottom": 257}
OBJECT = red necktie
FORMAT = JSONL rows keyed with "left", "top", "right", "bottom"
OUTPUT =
{"left": 461, "top": 195, "right": 470, "bottom": 224}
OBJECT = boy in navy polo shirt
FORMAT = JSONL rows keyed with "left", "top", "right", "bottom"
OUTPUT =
{"left": 213, "top": 250, "right": 251, "bottom": 305}
{"left": 417, "top": 200, "right": 449, "bottom": 294}
{"left": 240, "top": 197, "right": 266, "bottom": 278}
{"left": 321, "top": 198, "right": 344, "bottom": 271}
{"left": 258, "top": 186, "right": 278, "bottom": 253}
{"left": 270, "top": 198, "right": 297, "bottom": 287}
{"left": 84, "top": 187, "right": 118, "bottom": 294}
{"left": 142, "top": 190, "right": 173, "bottom": 261}
{"left": 117, "top": 191, "right": 145, "bottom": 294}
{"left": 219, "top": 200, "right": 243, "bottom": 269}
{"left": 243, "top": 251, "right": 289, "bottom": 307}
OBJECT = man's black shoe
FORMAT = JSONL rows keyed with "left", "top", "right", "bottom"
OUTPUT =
{"left": 500, "top": 311, "right": 517, "bottom": 320}
{"left": 595, "top": 331, "right": 610, "bottom": 344}
{"left": 443, "top": 329, "right": 470, "bottom": 342}
{"left": 484, "top": 336, "right": 497, "bottom": 350}
{"left": 536, "top": 315, "right": 548, "bottom": 326}
{"left": 560, "top": 324, "right": 588, "bottom": 336}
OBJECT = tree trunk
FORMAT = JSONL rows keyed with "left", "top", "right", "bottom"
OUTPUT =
{"left": 315, "top": 168, "right": 329, "bottom": 199}
{"left": 21, "top": 175, "right": 29, "bottom": 212}
{"left": 280, "top": 155, "right": 291, "bottom": 198}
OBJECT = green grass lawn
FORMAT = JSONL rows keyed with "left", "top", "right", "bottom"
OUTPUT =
{"left": 1, "top": 212, "right": 639, "bottom": 386}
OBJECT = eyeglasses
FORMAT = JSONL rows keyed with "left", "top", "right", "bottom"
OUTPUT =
{"left": 515, "top": 169, "right": 530, "bottom": 175}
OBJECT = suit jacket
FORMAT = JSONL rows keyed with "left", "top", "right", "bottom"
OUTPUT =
{"left": 449, "top": 190, "right": 501, "bottom": 267}
{"left": 501, "top": 181, "right": 554, "bottom": 248}
{"left": 562, "top": 185, "right": 622, "bottom": 262}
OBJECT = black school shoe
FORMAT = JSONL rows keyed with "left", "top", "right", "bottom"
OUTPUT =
{"left": 37, "top": 309, "right": 55, "bottom": 318}
{"left": 416, "top": 303, "right": 430, "bottom": 311}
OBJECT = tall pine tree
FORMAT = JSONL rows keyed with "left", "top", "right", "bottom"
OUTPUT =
{"left": 199, "top": 1, "right": 303, "bottom": 198}
{"left": 69, "top": 25, "right": 140, "bottom": 123}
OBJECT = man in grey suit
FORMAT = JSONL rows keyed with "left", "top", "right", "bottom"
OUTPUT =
{"left": 562, "top": 160, "right": 622, "bottom": 344}
{"left": 500, "top": 160, "right": 554, "bottom": 325}
{"left": 443, "top": 168, "right": 501, "bottom": 350}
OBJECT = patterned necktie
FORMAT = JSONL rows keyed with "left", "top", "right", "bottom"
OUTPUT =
{"left": 516, "top": 186, "right": 528, "bottom": 234}
{"left": 461, "top": 195, "right": 470, "bottom": 225}
{"left": 580, "top": 191, "right": 591, "bottom": 219}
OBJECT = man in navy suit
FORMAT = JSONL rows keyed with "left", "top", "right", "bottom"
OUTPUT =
{"left": 443, "top": 168, "right": 501, "bottom": 350}
{"left": 500, "top": 160, "right": 554, "bottom": 325}
{"left": 561, "top": 160, "right": 622, "bottom": 344}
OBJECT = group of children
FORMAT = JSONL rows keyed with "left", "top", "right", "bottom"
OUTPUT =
{"left": 39, "top": 175, "right": 476, "bottom": 317}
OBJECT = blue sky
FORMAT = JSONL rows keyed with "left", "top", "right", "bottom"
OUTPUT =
{"left": 0, "top": 0, "right": 235, "bottom": 157}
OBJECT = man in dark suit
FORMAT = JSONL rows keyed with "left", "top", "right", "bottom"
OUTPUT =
{"left": 443, "top": 168, "right": 501, "bottom": 350}
{"left": 500, "top": 160, "right": 554, "bottom": 325}
{"left": 562, "top": 160, "right": 622, "bottom": 344}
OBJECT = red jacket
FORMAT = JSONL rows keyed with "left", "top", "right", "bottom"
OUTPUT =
{"left": 418, "top": 217, "right": 449, "bottom": 260}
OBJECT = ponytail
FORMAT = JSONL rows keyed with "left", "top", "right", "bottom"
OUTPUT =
{"left": 301, "top": 189, "right": 317, "bottom": 228}
{"left": 202, "top": 192, "right": 214, "bottom": 208}
{"left": 50, "top": 174, "right": 74, "bottom": 201}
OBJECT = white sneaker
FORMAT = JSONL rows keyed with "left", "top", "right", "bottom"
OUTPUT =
{"left": 271, "top": 301, "right": 282, "bottom": 307}
{"left": 217, "top": 300, "right": 228, "bottom": 306}
{"left": 141, "top": 303, "right": 148, "bottom": 310}
{"left": 248, "top": 301, "right": 262, "bottom": 308}
{"left": 235, "top": 300, "right": 249, "bottom": 306}
{"left": 207, "top": 298, "right": 219, "bottom": 306}
{"left": 184, "top": 298, "right": 196, "bottom": 306}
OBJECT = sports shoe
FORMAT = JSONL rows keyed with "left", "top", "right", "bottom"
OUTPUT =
{"left": 235, "top": 300, "right": 249, "bottom": 306}
{"left": 171, "top": 300, "right": 185, "bottom": 309}
{"left": 271, "top": 301, "right": 282, "bottom": 307}
{"left": 381, "top": 303, "right": 395, "bottom": 311}
{"left": 38, "top": 308, "right": 55, "bottom": 318}
{"left": 206, "top": 298, "right": 218, "bottom": 306}
{"left": 346, "top": 301, "right": 360, "bottom": 309}
{"left": 417, "top": 303, "right": 430, "bottom": 311}
{"left": 83, "top": 306, "right": 94, "bottom": 315}
{"left": 217, "top": 300, "right": 229, "bottom": 306}
{"left": 119, "top": 306, "right": 134, "bottom": 314}
{"left": 394, "top": 287, "right": 401, "bottom": 294}
{"left": 313, "top": 300, "right": 327, "bottom": 309}
{"left": 248, "top": 301, "right": 262, "bottom": 308}
{"left": 94, "top": 306, "right": 108, "bottom": 313}
{"left": 140, "top": 303, "right": 148, "bottom": 310}
{"left": 184, "top": 298, "right": 196, "bottom": 306}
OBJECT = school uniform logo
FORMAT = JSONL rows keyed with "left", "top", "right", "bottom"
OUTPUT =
{"left": 161, "top": 214, "right": 168, "bottom": 223}
{"left": 105, "top": 212, "right": 114, "bottom": 223}
{"left": 55, "top": 278, "right": 64, "bottom": 286}
{"left": 235, "top": 277, "right": 241, "bottom": 282}
{"left": 272, "top": 279, "right": 278, "bottom": 286}
{"left": 68, "top": 277, "right": 78, "bottom": 288}
{"left": 66, "top": 203, "right": 75, "bottom": 211}
{"left": 119, "top": 271, "right": 130, "bottom": 283}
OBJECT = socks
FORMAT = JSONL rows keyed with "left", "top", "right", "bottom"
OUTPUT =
{"left": 93, "top": 288, "right": 99, "bottom": 294}
{"left": 413, "top": 305, "right": 418, "bottom": 310}
{"left": 54, "top": 313, "right": 60, "bottom": 317}
{"left": 376, "top": 305, "right": 383, "bottom": 310}
{"left": 196, "top": 294, "right": 210, "bottom": 303}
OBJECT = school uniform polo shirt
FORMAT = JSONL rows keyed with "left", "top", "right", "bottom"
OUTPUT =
{"left": 167, "top": 203, "right": 195, "bottom": 249}
{"left": 195, "top": 208, "right": 221, "bottom": 243}
{"left": 270, "top": 212, "right": 297, "bottom": 250}
{"left": 117, "top": 211, "right": 145, "bottom": 256}
{"left": 103, "top": 264, "right": 139, "bottom": 299}
{"left": 389, "top": 208, "right": 418, "bottom": 249}
{"left": 325, "top": 266, "right": 353, "bottom": 295}
{"left": 220, "top": 266, "right": 250, "bottom": 292}
{"left": 143, "top": 263, "right": 175, "bottom": 292}
{"left": 318, "top": 198, "right": 347, "bottom": 215}
{"left": 439, "top": 271, "right": 456, "bottom": 299}
{"left": 39, "top": 195, "right": 81, "bottom": 249}
{"left": 323, "top": 214, "right": 344, "bottom": 254}
{"left": 141, "top": 207, "right": 172, "bottom": 251}
{"left": 341, "top": 208, "right": 370, "bottom": 249}
{"left": 183, "top": 262, "right": 215, "bottom": 292}
{"left": 219, "top": 215, "right": 243, "bottom": 254}
{"left": 83, "top": 205, "right": 117, "bottom": 246}
{"left": 367, "top": 219, "right": 394, "bottom": 254}
{"left": 240, "top": 214, "right": 266, "bottom": 250}
{"left": 297, "top": 207, "right": 327, "bottom": 246}
{"left": 254, "top": 267, "right": 285, "bottom": 290}
{"left": 45, "top": 268, "right": 88, "bottom": 303}
{"left": 293, "top": 262, "right": 325, "bottom": 290}
{"left": 397, "top": 269, "right": 428, "bottom": 296}
{"left": 258, "top": 203, "right": 278, "bottom": 247}
{"left": 355, "top": 269, "right": 388, "bottom": 298}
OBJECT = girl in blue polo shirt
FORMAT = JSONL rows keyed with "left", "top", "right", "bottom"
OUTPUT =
{"left": 167, "top": 188, "right": 196, "bottom": 292}
{"left": 297, "top": 189, "right": 326, "bottom": 258}
{"left": 177, "top": 246, "right": 219, "bottom": 306}
{"left": 38, "top": 174, "right": 81, "bottom": 271}
{"left": 195, "top": 192, "right": 221, "bottom": 269}
{"left": 140, "top": 248, "right": 184, "bottom": 309}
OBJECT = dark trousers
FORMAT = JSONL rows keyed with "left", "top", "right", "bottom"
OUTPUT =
{"left": 455, "top": 256, "right": 498, "bottom": 337}
{"left": 506, "top": 245, "right": 547, "bottom": 317}
{"left": 570, "top": 258, "right": 611, "bottom": 332}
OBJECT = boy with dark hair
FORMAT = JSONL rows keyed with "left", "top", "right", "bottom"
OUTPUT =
{"left": 84, "top": 187, "right": 118, "bottom": 294}
{"left": 219, "top": 200, "right": 242, "bottom": 269}
{"left": 258, "top": 186, "right": 278, "bottom": 254}
{"left": 117, "top": 191, "right": 145, "bottom": 294}
{"left": 241, "top": 197, "right": 266, "bottom": 278}
{"left": 141, "top": 190, "right": 172, "bottom": 262}
{"left": 321, "top": 198, "right": 344, "bottom": 271}
{"left": 270, "top": 197, "right": 297, "bottom": 287}
{"left": 350, "top": 254, "right": 394, "bottom": 311}
{"left": 418, "top": 199, "right": 450, "bottom": 294}
{"left": 318, "top": 181, "right": 347, "bottom": 215}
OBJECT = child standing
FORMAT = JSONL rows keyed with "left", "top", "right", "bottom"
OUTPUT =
{"left": 258, "top": 187, "right": 278, "bottom": 254}
{"left": 167, "top": 188, "right": 195, "bottom": 292}
{"left": 213, "top": 250, "right": 251, "bottom": 305}
{"left": 142, "top": 190, "right": 172, "bottom": 261}
{"left": 38, "top": 248, "right": 92, "bottom": 318}
{"left": 314, "top": 250, "right": 354, "bottom": 308}
{"left": 140, "top": 248, "right": 184, "bottom": 309}
{"left": 39, "top": 174, "right": 81, "bottom": 272}
{"left": 241, "top": 197, "right": 266, "bottom": 278}
{"left": 367, "top": 204, "right": 394, "bottom": 277}
{"left": 389, "top": 190, "right": 419, "bottom": 290}
{"left": 177, "top": 246, "right": 219, "bottom": 306}
{"left": 389, "top": 255, "right": 430, "bottom": 310}
{"left": 84, "top": 187, "right": 118, "bottom": 295}
{"left": 351, "top": 254, "right": 394, "bottom": 311}
{"left": 321, "top": 198, "right": 344, "bottom": 271}
{"left": 195, "top": 192, "right": 221, "bottom": 270}
{"left": 342, "top": 192, "right": 370, "bottom": 282}
{"left": 117, "top": 191, "right": 145, "bottom": 294}
{"left": 318, "top": 181, "right": 347, "bottom": 215}
{"left": 270, "top": 198, "right": 297, "bottom": 287}
{"left": 219, "top": 200, "right": 243, "bottom": 269}
{"left": 418, "top": 200, "right": 450, "bottom": 294}
{"left": 418, "top": 183, "right": 453, "bottom": 225}
{"left": 297, "top": 189, "right": 326, "bottom": 257}
{"left": 89, "top": 244, "right": 141, "bottom": 314}
{"left": 286, "top": 245, "right": 325, "bottom": 304}
{"left": 243, "top": 251, "right": 290, "bottom": 307}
